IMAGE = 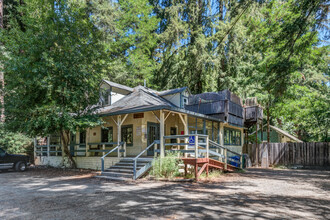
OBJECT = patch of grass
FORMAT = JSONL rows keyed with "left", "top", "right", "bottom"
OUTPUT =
{"left": 200, "top": 170, "right": 223, "bottom": 179}
{"left": 272, "top": 164, "right": 288, "bottom": 169}
{"left": 235, "top": 169, "right": 246, "bottom": 173}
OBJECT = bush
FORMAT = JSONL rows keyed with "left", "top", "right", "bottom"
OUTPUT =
{"left": 0, "top": 124, "right": 32, "bottom": 154}
{"left": 151, "top": 152, "right": 183, "bottom": 179}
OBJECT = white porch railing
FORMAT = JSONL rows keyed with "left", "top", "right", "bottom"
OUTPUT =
{"left": 163, "top": 134, "right": 243, "bottom": 169}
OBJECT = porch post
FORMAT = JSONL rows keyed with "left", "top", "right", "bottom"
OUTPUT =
{"left": 160, "top": 110, "right": 165, "bottom": 158}
{"left": 217, "top": 122, "right": 220, "bottom": 144}
{"left": 117, "top": 115, "right": 121, "bottom": 158}
{"left": 184, "top": 114, "right": 188, "bottom": 158}
{"left": 203, "top": 120, "right": 206, "bottom": 135}
{"left": 47, "top": 136, "right": 50, "bottom": 157}
{"left": 34, "top": 138, "right": 37, "bottom": 158}
{"left": 178, "top": 113, "right": 188, "bottom": 158}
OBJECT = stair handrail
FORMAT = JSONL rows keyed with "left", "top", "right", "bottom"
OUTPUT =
{"left": 101, "top": 142, "right": 124, "bottom": 172}
{"left": 133, "top": 140, "right": 160, "bottom": 180}
{"left": 209, "top": 140, "right": 243, "bottom": 169}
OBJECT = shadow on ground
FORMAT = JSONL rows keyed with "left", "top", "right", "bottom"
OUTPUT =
{"left": 0, "top": 168, "right": 329, "bottom": 219}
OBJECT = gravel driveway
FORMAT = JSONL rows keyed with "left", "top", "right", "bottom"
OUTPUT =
{"left": 0, "top": 167, "right": 329, "bottom": 219}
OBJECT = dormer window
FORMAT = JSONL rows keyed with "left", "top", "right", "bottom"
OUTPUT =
{"left": 101, "top": 88, "right": 111, "bottom": 106}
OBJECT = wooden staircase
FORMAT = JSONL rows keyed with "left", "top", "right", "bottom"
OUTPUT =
{"left": 181, "top": 157, "right": 239, "bottom": 180}
{"left": 96, "top": 158, "right": 153, "bottom": 181}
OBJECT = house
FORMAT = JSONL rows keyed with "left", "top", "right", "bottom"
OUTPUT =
{"left": 35, "top": 80, "right": 251, "bottom": 179}
{"left": 256, "top": 125, "right": 302, "bottom": 143}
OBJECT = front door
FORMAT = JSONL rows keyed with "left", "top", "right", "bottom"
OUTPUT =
{"left": 147, "top": 122, "right": 160, "bottom": 156}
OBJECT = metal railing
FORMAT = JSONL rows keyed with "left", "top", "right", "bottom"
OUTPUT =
{"left": 163, "top": 135, "right": 243, "bottom": 169}
{"left": 70, "top": 142, "right": 126, "bottom": 157}
{"left": 101, "top": 142, "right": 126, "bottom": 172}
{"left": 163, "top": 134, "right": 209, "bottom": 159}
{"left": 209, "top": 140, "right": 243, "bottom": 169}
{"left": 133, "top": 140, "right": 160, "bottom": 180}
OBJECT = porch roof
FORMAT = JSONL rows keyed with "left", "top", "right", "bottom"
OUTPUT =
{"left": 97, "top": 86, "right": 223, "bottom": 122}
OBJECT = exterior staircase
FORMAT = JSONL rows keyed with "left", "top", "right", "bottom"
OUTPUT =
{"left": 96, "top": 158, "right": 153, "bottom": 181}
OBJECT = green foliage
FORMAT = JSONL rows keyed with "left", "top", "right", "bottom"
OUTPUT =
{"left": 151, "top": 153, "right": 182, "bottom": 179}
{"left": 0, "top": 0, "right": 328, "bottom": 145}
{"left": 1, "top": 0, "right": 107, "bottom": 137}
{"left": 0, "top": 124, "right": 32, "bottom": 154}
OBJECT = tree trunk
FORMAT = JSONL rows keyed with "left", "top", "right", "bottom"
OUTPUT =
{"left": 61, "top": 130, "right": 77, "bottom": 168}
{"left": 0, "top": 0, "right": 3, "bottom": 29}
{"left": 0, "top": 0, "right": 4, "bottom": 122}
{"left": 267, "top": 103, "right": 270, "bottom": 143}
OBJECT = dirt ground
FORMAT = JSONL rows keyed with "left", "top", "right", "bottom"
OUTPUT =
{"left": 0, "top": 167, "right": 329, "bottom": 220}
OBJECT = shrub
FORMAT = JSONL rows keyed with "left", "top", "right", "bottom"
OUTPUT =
{"left": 0, "top": 124, "right": 32, "bottom": 154}
{"left": 151, "top": 152, "right": 183, "bottom": 179}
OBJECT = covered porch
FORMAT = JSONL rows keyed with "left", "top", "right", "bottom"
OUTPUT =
{"left": 70, "top": 109, "right": 222, "bottom": 159}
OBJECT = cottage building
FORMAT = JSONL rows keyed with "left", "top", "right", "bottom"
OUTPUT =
{"left": 255, "top": 125, "right": 302, "bottom": 143}
{"left": 35, "top": 80, "right": 248, "bottom": 179}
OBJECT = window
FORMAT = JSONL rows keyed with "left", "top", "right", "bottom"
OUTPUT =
{"left": 101, "top": 127, "right": 113, "bottom": 143}
{"left": 79, "top": 131, "right": 86, "bottom": 144}
{"left": 122, "top": 125, "right": 133, "bottom": 146}
{"left": 101, "top": 88, "right": 111, "bottom": 106}
{"left": 224, "top": 128, "right": 241, "bottom": 146}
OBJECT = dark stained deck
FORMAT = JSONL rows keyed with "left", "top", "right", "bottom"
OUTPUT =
{"left": 181, "top": 157, "right": 239, "bottom": 180}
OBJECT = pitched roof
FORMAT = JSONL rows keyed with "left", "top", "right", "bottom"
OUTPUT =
{"left": 102, "top": 80, "right": 134, "bottom": 94}
{"left": 250, "top": 125, "right": 302, "bottom": 142}
{"left": 269, "top": 125, "right": 303, "bottom": 143}
{"left": 97, "top": 86, "right": 177, "bottom": 115}
{"left": 97, "top": 85, "right": 223, "bottom": 122}
{"left": 158, "top": 87, "right": 189, "bottom": 96}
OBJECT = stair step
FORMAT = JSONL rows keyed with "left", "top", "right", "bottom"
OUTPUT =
{"left": 116, "top": 162, "right": 149, "bottom": 166}
{"left": 101, "top": 171, "right": 133, "bottom": 178}
{"left": 105, "top": 168, "right": 134, "bottom": 173}
{"left": 95, "top": 176, "right": 131, "bottom": 181}
{"left": 110, "top": 165, "right": 144, "bottom": 169}
{"left": 119, "top": 159, "right": 152, "bottom": 163}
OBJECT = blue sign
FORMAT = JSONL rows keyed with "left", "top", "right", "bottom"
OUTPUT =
{"left": 189, "top": 136, "right": 195, "bottom": 146}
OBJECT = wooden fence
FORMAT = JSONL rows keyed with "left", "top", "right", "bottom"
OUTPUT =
{"left": 243, "top": 142, "right": 330, "bottom": 167}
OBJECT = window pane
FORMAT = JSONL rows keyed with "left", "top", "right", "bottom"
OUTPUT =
{"left": 108, "top": 127, "right": 113, "bottom": 143}
{"left": 230, "top": 130, "right": 235, "bottom": 145}
{"left": 101, "top": 127, "right": 112, "bottom": 143}
{"left": 80, "top": 131, "right": 86, "bottom": 144}
{"left": 224, "top": 129, "right": 230, "bottom": 145}
{"left": 224, "top": 128, "right": 242, "bottom": 145}
{"left": 237, "top": 131, "right": 241, "bottom": 145}
{"left": 122, "top": 125, "right": 133, "bottom": 146}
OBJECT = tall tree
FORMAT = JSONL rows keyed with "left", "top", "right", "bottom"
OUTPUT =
{"left": 0, "top": 0, "right": 114, "bottom": 167}
{"left": 94, "top": 0, "right": 159, "bottom": 87}
{"left": 0, "top": 0, "right": 4, "bottom": 122}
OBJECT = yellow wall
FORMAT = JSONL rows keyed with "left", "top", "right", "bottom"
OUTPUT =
{"left": 74, "top": 111, "right": 186, "bottom": 157}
